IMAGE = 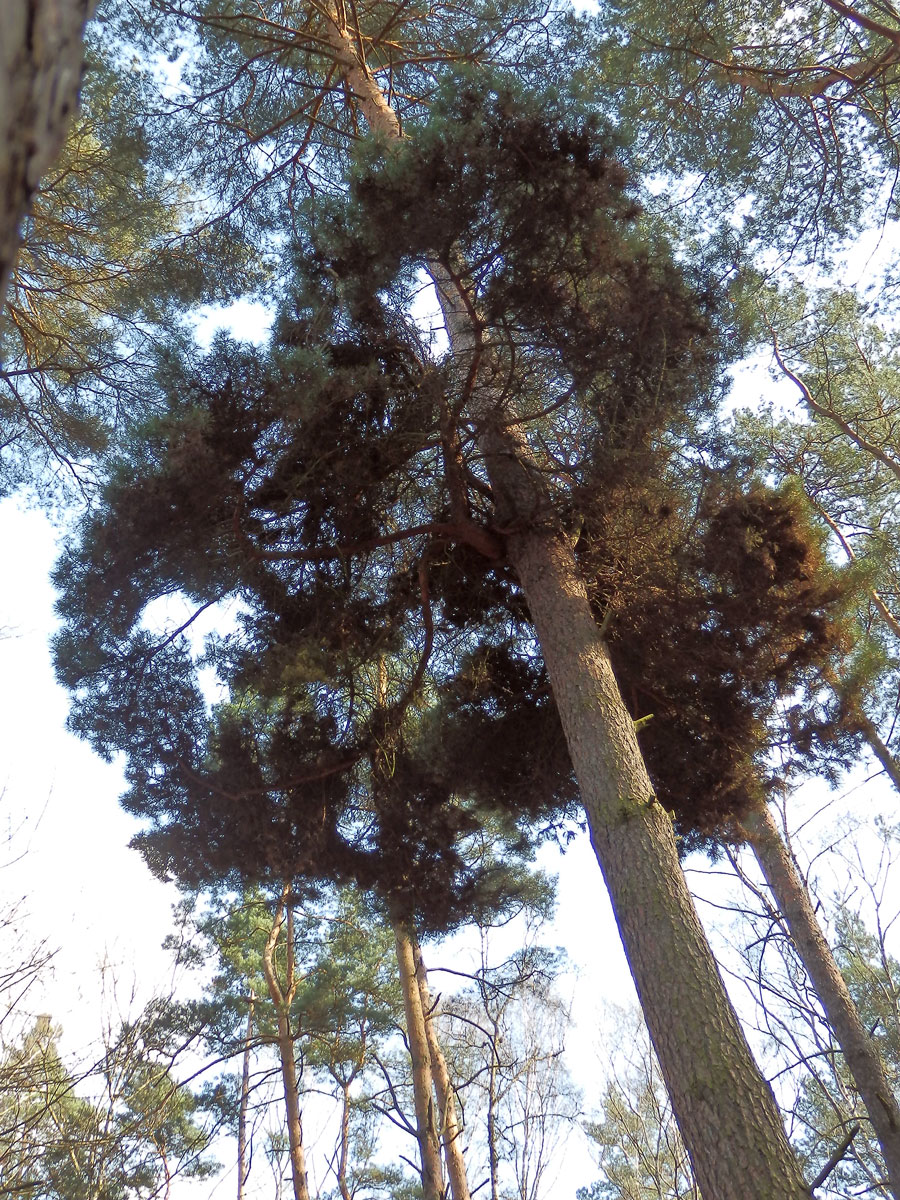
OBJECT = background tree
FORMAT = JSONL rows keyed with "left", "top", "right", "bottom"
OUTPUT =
{"left": 0, "top": 1003, "right": 217, "bottom": 1200}
{"left": 1, "top": 16, "right": 262, "bottom": 499}
{"left": 578, "top": 1008, "right": 699, "bottom": 1200}
{"left": 585, "top": 0, "right": 900, "bottom": 268}
{"left": 734, "top": 287, "right": 900, "bottom": 787}
{"left": 711, "top": 810, "right": 900, "bottom": 1199}
{"left": 441, "top": 923, "right": 581, "bottom": 1200}
{"left": 181, "top": 885, "right": 427, "bottom": 1199}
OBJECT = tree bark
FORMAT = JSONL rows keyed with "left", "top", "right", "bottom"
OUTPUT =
{"left": 237, "top": 990, "right": 254, "bottom": 1200}
{"left": 337, "top": 1080, "right": 352, "bottom": 1200}
{"left": 0, "top": 0, "right": 92, "bottom": 307}
{"left": 262, "top": 888, "right": 311, "bottom": 1200}
{"left": 394, "top": 919, "right": 445, "bottom": 1200}
{"left": 741, "top": 797, "right": 900, "bottom": 1194}
{"left": 414, "top": 938, "right": 472, "bottom": 1200}
{"left": 856, "top": 712, "right": 900, "bottom": 794}
{"left": 491, "top": 486, "right": 808, "bottom": 1199}
{"left": 321, "top": 9, "right": 808, "bottom": 1197}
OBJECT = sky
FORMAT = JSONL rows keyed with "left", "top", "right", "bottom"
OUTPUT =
{"left": 0, "top": 502, "right": 180, "bottom": 1040}
{"left": 0, "top": 490, "right": 618, "bottom": 1195}
{"left": 6, "top": 478, "right": 898, "bottom": 1198}
{"left": 3, "top": 298, "right": 899, "bottom": 1197}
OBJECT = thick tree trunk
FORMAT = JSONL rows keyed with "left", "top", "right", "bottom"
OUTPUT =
{"left": 237, "top": 991, "right": 255, "bottom": 1200}
{"left": 321, "top": 10, "right": 808, "bottom": 1196}
{"left": 262, "top": 890, "right": 311, "bottom": 1200}
{"left": 394, "top": 920, "right": 445, "bottom": 1200}
{"left": 0, "top": 0, "right": 92, "bottom": 307}
{"left": 494, "top": 505, "right": 809, "bottom": 1199}
{"left": 742, "top": 798, "right": 900, "bottom": 1193}
{"left": 415, "top": 938, "right": 472, "bottom": 1200}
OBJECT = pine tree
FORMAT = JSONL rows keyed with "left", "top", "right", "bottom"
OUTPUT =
{"left": 54, "top": 70, "right": 811, "bottom": 1195}
{"left": 53, "top": 8, "right": 813, "bottom": 1193}
{"left": 0, "top": 1009, "right": 217, "bottom": 1200}
{"left": 1, "top": 18, "right": 262, "bottom": 496}
{"left": 566, "top": 442, "right": 900, "bottom": 1187}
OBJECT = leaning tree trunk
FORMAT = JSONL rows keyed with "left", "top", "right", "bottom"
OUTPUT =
{"left": 483, "top": 427, "right": 809, "bottom": 1200}
{"left": 741, "top": 797, "right": 900, "bottom": 1193}
{"left": 415, "top": 936, "right": 472, "bottom": 1200}
{"left": 262, "top": 887, "right": 311, "bottom": 1200}
{"left": 394, "top": 919, "right": 445, "bottom": 1200}
{"left": 0, "top": 0, "right": 92, "bottom": 307}
{"left": 856, "top": 710, "right": 900, "bottom": 794}
{"left": 321, "top": 10, "right": 809, "bottom": 1197}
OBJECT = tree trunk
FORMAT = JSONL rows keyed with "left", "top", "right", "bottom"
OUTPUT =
{"left": 494, "top": 505, "right": 808, "bottom": 1199}
{"left": 394, "top": 919, "right": 445, "bottom": 1200}
{"left": 742, "top": 797, "right": 900, "bottom": 1194}
{"left": 337, "top": 1080, "right": 352, "bottom": 1200}
{"left": 857, "top": 712, "right": 900, "bottom": 794}
{"left": 0, "top": 0, "right": 92, "bottom": 307}
{"left": 486, "top": 1040, "right": 500, "bottom": 1200}
{"left": 415, "top": 937, "right": 471, "bottom": 1200}
{"left": 262, "top": 888, "right": 311, "bottom": 1200}
{"left": 237, "top": 990, "right": 254, "bottom": 1200}
{"left": 321, "top": 10, "right": 808, "bottom": 1196}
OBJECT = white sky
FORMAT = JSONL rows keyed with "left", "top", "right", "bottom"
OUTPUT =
{"left": 0, "top": 494, "right": 613, "bottom": 1195}
{"left": 5, "top": 487, "right": 897, "bottom": 1197}
{"left": 2, "top": 300, "right": 898, "bottom": 1197}
{"left": 0, "top": 503, "right": 180, "bottom": 1036}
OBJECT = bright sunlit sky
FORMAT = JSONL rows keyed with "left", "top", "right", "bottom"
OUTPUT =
{"left": 2, "top": 280, "right": 898, "bottom": 1196}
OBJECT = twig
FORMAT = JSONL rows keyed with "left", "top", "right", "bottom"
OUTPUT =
{"left": 808, "top": 1122, "right": 860, "bottom": 1192}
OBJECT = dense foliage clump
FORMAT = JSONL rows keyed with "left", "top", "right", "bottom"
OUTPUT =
{"left": 53, "top": 79, "right": 729, "bottom": 922}
{"left": 578, "top": 481, "right": 862, "bottom": 844}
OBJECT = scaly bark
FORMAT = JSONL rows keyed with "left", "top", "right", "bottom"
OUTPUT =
{"left": 0, "top": 0, "right": 93, "bottom": 306}
{"left": 415, "top": 938, "right": 472, "bottom": 1200}
{"left": 484, "top": 429, "right": 809, "bottom": 1199}
{"left": 742, "top": 798, "right": 900, "bottom": 1195}
{"left": 262, "top": 886, "right": 311, "bottom": 1200}
{"left": 321, "top": 9, "right": 809, "bottom": 1196}
{"left": 394, "top": 919, "right": 445, "bottom": 1200}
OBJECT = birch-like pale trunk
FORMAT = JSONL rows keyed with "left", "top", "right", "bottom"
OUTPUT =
{"left": 486, "top": 1038, "right": 501, "bottom": 1200}
{"left": 262, "top": 887, "right": 311, "bottom": 1200}
{"left": 741, "top": 798, "right": 900, "bottom": 1193}
{"left": 0, "top": 0, "right": 92, "bottom": 307}
{"left": 394, "top": 919, "right": 445, "bottom": 1200}
{"left": 320, "top": 10, "right": 808, "bottom": 1196}
{"left": 237, "top": 990, "right": 255, "bottom": 1200}
{"left": 414, "top": 937, "right": 471, "bottom": 1200}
